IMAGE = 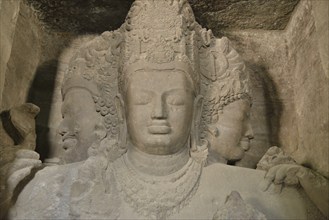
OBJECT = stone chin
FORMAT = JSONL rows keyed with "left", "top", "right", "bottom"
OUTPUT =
{"left": 60, "top": 138, "right": 80, "bottom": 162}
{"left": 131, "top": 135, "right": 178, "bottom": 155}
{"left": 61, "top": 138, "right": 78, "bottom": 151}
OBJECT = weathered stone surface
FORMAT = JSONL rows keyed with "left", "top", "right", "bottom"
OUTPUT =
{"left": 256, "top": 146, "right": 296, "bottom": 171}
{"left": 222, "top": 0, "right": 329, "bottom": 177}
{"left": 213, "top": 191, "right": 267, "bottom": 220}
{"left": 4, "top": 1, "right": 327, "bottom": 219}
{"left": 223, "top": 29, "right": 298, "bottom": 168}
{"left": 0, "top": 0, "right": 22, "bottom": 106}
{"left": 0, "top": 0, "right": 74, "bottom": 160}
{"left": 261, "top": 163, "right": 329, "bottom": 217}
{"left": 12, "top": 160, "right": 317, "bottom": 219}
{"left": 216, "top": 0, "right": 329, "bottom": 173}
{"left": 1, "top": 2, "right": 42, "bottom": 110}
{"left": 285, "top": 0, "right": 329, "bottom": 178}
{"left": 24, "top": 0, "right": 299, "bottom": 34}
{"left": 0, "top": 103, "right": 40, "bottom": 219}
{"left": 1, "top": 0, "right": 327, "bottom": 175}
{"left": 190, "top": 0, "right": 300, "bottom": 35}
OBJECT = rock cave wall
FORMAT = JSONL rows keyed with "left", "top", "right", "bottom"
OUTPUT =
{"left": 286, "top": 0, "right": 328, "bottom": 178}
{"left": 0, "top": 0, "right": 328, "bottom": 175}
{"left": 0, "top": 0, "right": 74, "bottom": 159}
{"left": 225, "top": 0, "right": 328, "bottom": 176}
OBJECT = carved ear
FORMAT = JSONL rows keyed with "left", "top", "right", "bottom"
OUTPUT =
{"left": 191, "top": 95, "right": 203, "bottom": 151}
{"left": 115, "top": 94, "right": 127, "bottom": 150}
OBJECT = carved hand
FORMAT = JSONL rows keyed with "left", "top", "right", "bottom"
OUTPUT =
{"left": 261, "top": 163, "right": 329, "bottom": 217}
{"left": 260, "top": 164, "right": 306, "bottom": 192}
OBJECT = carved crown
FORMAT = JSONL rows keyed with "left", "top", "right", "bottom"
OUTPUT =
{"left": 62, "top": 0, "right": 252, "bottom": 137}
{"left": 118, "top": 0, "right": 212, "bottom": 94}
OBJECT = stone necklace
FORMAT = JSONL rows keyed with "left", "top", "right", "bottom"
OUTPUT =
{"left": 112, "top": 147, "right": 203, "bottom": 219}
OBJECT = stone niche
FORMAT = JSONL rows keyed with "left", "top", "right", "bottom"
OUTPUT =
{"left": 0, "top": 0, "right": 328, "bottom": 198}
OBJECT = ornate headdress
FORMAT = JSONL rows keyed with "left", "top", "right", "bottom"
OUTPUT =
{"left": 62, "top": 0, "right": 251, "bottom": 152}
{"left": 62, "top": 1, "right": 252, "bottom": 218}
{"left": 62, "top": 32, "right": 122, "bottom": 139}
{"left": 116, "top": 0, "right": 251, "bottom": 114}
{"left": 118, "top": 0, "right": 211, "bottom": 95}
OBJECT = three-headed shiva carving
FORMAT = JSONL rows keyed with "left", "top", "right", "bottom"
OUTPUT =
{"left": 6, "top": 0, "right": 324, "bottom": 219}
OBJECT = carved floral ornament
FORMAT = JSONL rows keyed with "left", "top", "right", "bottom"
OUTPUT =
{"left": 62, "top": 0, "right": 251, "bottom": 140}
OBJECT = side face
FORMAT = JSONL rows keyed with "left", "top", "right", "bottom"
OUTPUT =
{"left": 219, "top": 99, "right": 253, "bottom": 150}
{"left": 124, "top": 69, "right": 195, "bottom": 155}
{"left": 208, "top": 99, "right": 254, "bottom": 162}
{"left": 58, "top": 88, "right": 101, "bottom": 162}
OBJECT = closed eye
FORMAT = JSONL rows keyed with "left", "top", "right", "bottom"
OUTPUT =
{"left": 167, "top": 96, "right": 185, "bottom": 106}
{"left": 132, "top": 92, "right": 152, "bottom": 105}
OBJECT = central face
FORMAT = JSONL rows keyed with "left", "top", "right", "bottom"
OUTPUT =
{"left": 125, "top": 69, "right": 194, "bottom": 155}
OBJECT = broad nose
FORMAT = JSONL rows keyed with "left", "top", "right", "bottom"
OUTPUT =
{"left": 58, "top": 119, "right": 70, "bottom": 136}
{"left": 151, "top": 96, "right": 167, "bottom": 119}
{"left": 245, "top": 122, "right": 254, "bottom": 139}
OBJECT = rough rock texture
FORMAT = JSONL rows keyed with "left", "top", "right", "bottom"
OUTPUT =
{"left": 0, "top": 0, "right": 21, "bottom": 106}
{"left": 190, "top": 0, "right": 300, "bottom": 36}
{"left": 0, "top": 103, "right": 39, "bottom": 218}
{"left": 0, "top": 1, "right": 74, "bottom": 160}
{"left": 24, "top": 0, "right": 299, "bottom": 34}
{"left": 224, "top": 0, "right": 328, "bottom": 176}
{"left": 0, "top": 0, "right": 328, "bottom": 218}
{"left": 256, "top": 146, "right": 296, "bottom": 171}
{"left": 285, "top": 0, "right": 328, "bottom": 178}
{"left": 213, "top": 191, "right": 267, "bottom": 220}
{"left": 1, "top": 1, "right": 43, "bottom": 109}
{"left": 224, "top": 30, "right": 296, "bottom": 167}
{"left": 0, "top": 0, "right": 327, "bottom": 176}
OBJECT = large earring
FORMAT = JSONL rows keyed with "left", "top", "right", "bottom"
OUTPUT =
{"left": 190, "top": 95, "right": 208, "bottom": 164}
{"left": 115, "top": 94, "right": 127, "bottom": 151}
{"left": 94, "top": 122, "right": 107, "bottom": 141}
{"left": 191, "top": 95, "right": 203, "bottom": 151}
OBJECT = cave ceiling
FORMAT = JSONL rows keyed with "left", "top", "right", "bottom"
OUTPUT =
{"left": 25, "top": 0, "right": 300, "bottom": 36}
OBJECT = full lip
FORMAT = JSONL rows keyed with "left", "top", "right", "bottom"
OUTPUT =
{"left": 147, "top": 121, "right": 171, "bottom": 134}
{"left": 62, "top": 134, "right": 76, "bottom": 142}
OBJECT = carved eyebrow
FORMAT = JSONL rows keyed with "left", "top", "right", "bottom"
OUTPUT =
{"left": 131, "top": 88, "right": 154, "bottom": 95}
{"left": 164, "top": 88, "right": 192, "bottom": 95}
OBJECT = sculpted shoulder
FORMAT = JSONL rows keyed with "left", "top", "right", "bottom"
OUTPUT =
{"left": 10, "top": 162, "right": 82, "bottom": 219}
{"left": 193, "top": 163, "right": 316, "bottom": 220}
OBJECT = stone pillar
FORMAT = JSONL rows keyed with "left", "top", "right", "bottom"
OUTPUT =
{"left": 312, "top": 0, "right": 329, "bottom": 78}
{"left": 0, "top": 0, "right": 22, "bottom": 109}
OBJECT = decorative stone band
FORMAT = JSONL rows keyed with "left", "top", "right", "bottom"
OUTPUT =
{"left": 113, "top": 153, "right": 203, "bottom": 219}
{"left": 202, "top": 93, "right": 252, "bottom": 125}
{"left": 61, "top": 75, "right": 100, "bottom": 100}
{"left": 119, "top": 59, "right": 200, "bottom": 95}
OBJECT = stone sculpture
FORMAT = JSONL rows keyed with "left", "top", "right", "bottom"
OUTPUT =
{"left": 257, "top": 146, "right": 297, "bottom": 171}
{"left": 213, "top": 191, "right": 267, "bottom": 220}
{"left": 199, "top": 36, "right": 254, "bottom": 165}
{"left": 0, "top": 103, "right": 40, "bottom": 218}
{"left": 258, "top": 146, "right": 329, "bottom": 217}
{"left": 7, "top": 0, "right": 326, "bottom": 219}
{"left": 58, "top": 75, "right": 116, "bottom": 163}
